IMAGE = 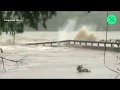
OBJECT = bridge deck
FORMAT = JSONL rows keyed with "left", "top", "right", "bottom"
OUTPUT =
{"left": 24, "top": 40, "right": 120, "bottom": 52}
{"left": 25, "top": 40, "right": 120, "bottom": 46}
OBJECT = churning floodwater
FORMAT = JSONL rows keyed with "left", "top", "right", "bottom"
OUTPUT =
{"left": 0, "top": 11, "right": 120, "bottom": 79}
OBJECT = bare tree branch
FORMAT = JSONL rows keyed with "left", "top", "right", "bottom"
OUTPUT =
{"left": 0, "top": 48, "right": 28, "bottom": 72}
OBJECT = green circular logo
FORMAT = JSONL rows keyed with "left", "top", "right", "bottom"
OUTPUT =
{"left": 107, "top": 15, "right": 117, "bottom": 25}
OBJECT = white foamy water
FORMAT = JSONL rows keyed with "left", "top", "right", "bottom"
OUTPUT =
{"left": 0, "top": 17, "right": 120, "bottom": 79}
{"left": 58, "top": 18, "right": 99, "bottom": 41}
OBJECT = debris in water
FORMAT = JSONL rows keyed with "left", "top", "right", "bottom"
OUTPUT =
{"left": 77, "top": 65, "right": 91, "bottom": 73}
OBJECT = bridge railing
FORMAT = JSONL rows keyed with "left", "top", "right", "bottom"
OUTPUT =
{"left": 24, "top": 40, "right": 120, "bottom": 47}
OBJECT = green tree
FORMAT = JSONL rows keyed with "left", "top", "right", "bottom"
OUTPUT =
{"left": 0, "top": 11, "right": 56, "bottom": 44}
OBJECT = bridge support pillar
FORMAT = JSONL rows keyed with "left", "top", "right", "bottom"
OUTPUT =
{"left": 91, "top": 43, "right": 93, "bottom": 46}
{"left": 98, "top": 43, "right": 99, "bottom": 46}
{"left": 58, "top": 42, "right": 60, "bottom": 46}
{"left": 68, "top": 41, "right": 70, "bottom": 44}
{"left": 80, "top": 42, "right": 81, "bottom": 45}
{"left": 104, "top": 43, "right": 106, "bottom": 47}
{"left": 74, "top": 41, "right": 75, "bottom": 44}
{"left": 117, "top": 44, "right": 119, "bottom": 53}
{"left": 111, "top": 44, "right": 113, "bottom": 47}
